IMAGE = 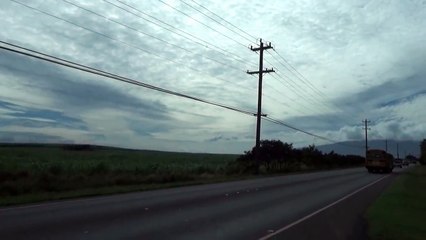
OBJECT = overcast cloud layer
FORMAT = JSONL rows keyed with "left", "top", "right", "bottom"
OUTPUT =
{"left": 0, "top": 0, "right": 425, "bottom": 153}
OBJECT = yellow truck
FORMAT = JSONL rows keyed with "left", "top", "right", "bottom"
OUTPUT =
{"left": 366, "top": 149, "right": 394, "bottom": 173}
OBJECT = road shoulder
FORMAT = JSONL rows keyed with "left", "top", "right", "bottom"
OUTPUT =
{"left": 266, "top": 172, "right": 398, "bottom": 240}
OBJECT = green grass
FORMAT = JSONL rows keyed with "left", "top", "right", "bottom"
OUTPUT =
{"left": 367, "top": 166, "right": 426, "bottom": 240}
{"left": 0, "top": 144, "right": 238, "bottom": 206}
{"left": 0, "top": 143, "right": 364, "bottom": 206}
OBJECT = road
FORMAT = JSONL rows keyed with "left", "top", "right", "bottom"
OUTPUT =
{"left": 0, "top": 167, "right": 405, "bottom": 240}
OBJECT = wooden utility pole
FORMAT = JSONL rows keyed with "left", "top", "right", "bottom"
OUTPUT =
{"left": 385, "top": 139, "right": 388, "bottom": 152}
{"left": 247, "top": 39, "right": 274, "bottom": 149}
{"left": 363, "top": 119, "right": 371, "bottom": 158}
{"left": 397, "top": 143, "right": 400, "bottom": 159}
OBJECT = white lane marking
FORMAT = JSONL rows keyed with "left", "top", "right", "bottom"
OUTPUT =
{"left": 258, "top": 175, "right": 389, "bottom": 240}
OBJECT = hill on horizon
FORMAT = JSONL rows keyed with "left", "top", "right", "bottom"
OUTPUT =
{"left": 317, "top": 139, "right": 421, "bottom": 158}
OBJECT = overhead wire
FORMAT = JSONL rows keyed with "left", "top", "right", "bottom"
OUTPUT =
{"left": 262, "top": 82, "right": 309, "bottom": 116}
{"left": 264, "top": 50, "right": 358, "bottom": 129}
{"left": 105, "top": 0, "right": 322, "bottom": 119}
{"left": 268, "top": 74, "right": 324, "bottom": 115}
{"left": 272, "top": 48, "right": 330, "bottom": 100}
{"left": 0, "top": 41, "right": 257, "bottom": 116}
{"left": 272, "top": 68, "right": 358, "bottom": 131}
{"left": 0, "top": 40, "right": 358, "bottom": 147}
{"left": 188, "top": 0, "right": 258, "bottom": 41}
{"left": 10, "top": 0, "right": 256, "bottom": 97}
{"left": 107, "top": 0, "right": 257, "bottom": 68}
{"left": 162, "top": 2, "right": 359, "bottom": 143}
{"left": 265, "top": 58, "right": 334, "bottom": 115}
{"left": 268, "top": 48, "right": 360, "bottom": 121}
{"left": 156, "top": 0, "right": 249, "bottom": 48}
{"left": 61, "top": 0, "right": 245, "bottom": 74}
{"left": 178, "top": 0, "right": 256, "bottom": 44}
{"left": 265, "top": 56, "right": 335, "bottom": 113}
{"left": 5, "top": 1, "right": 363, "bottom": 147}
{"left": 263, "top": 116, "right": 363, "bottom": 149}
{"left": 148, "top": 1, "right": 362, "bottom": 145}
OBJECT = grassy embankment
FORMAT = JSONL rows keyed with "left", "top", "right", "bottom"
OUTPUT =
{"left": 367, "top": 165, "right": 426, "bottom": 240}
{"left": 0, "top": 144, "right": 239, "bottom": 206}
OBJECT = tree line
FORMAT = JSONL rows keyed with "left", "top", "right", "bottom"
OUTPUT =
{"left": 231, "top": 140, "right": 364, "bottom": 174}
{"left": 421, "top": 139, "right": 426, "bottom": 165}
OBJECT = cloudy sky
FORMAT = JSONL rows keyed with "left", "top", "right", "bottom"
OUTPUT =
{"left": 0, "top": 0, "right": 425, "bottom": 154}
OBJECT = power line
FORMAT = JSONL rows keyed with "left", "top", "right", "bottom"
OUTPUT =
{"left": 263, "top": 116, "right": 363, "bottom": 149}
{"left": 269, "top": 48, "right": 360, "bottom": 121}
{"left": 250, "top": 74, "right": 309, "bottom": 116}
{"left": 107, "top": 0, "right": 257, "bottom": 68}
{"left": 0, "top": 41, "right": 360, "bottom": 149}
{"left": 156, "top": 0, "right": 248, "bottom": 48}
{"left": 247, "top": 58, "right": 318, "bottom": 117}
{"left": 265, "top": 56, "right": 357, "bottom": 126}
{"left": 271, "top": 48, "right": 330, "bottom": 101}
{"left": 169, "top": 4, "right": 359, "bottom": 131}
{"left": 188, "top": 0, "right": 258, "bottom": 41}
{"left": 272, "top": 69, "right": 358, "bottom": 129}
{"left": 178, "top": 0, "right": 256, "bottom": 44}
{"left": 8, "top": 0, "right": 183, "bottom": 69}
{"left": 264, "top": 55, "right": 335, "bottom": 113}
{"left": 272, "top": 71, "right": 332, "bottom": 114}
{"left": 0, "top": 41, "right": 257, "bottom": 116}
{"left": 268, "top": 74, "right": 324, "bottom": 115}
{"left": 61, "top": 0, "right": 244, "bottom": 73}
{"left": 10, "top": 0, "right": 255, "bottom": 96}
{"left": 265, "top": 51, "right": 346, "bottom": 116}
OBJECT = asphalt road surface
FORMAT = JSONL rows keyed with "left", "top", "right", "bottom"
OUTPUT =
{"left": 0, "top": 167, "right": 407, "bottom": 240}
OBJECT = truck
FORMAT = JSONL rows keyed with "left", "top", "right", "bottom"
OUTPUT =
{"left": 366, "top": 149, "right": 394, "bottom": 173}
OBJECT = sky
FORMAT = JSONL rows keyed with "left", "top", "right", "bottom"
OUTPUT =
{"left": 0, "top": 0, "right": 425, "bottom": 154}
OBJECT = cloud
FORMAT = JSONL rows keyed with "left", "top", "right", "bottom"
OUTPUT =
{"left": 0, "top": 0, "right": 425, "bottom": 153}
{"left": 0, "top": 131, "right": 73, "bottom": 143}
{"left": 0, "top": 99, "right": 85, "bottom": 129}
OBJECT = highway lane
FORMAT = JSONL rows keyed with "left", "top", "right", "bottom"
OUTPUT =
{"left": 0, "top": 167, "right": 403, "bottom": 239}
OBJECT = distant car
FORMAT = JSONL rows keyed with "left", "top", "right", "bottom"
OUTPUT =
{"left": 402, "top": 159, "right": 409, "bottom": 166}
{"left": 394, "top": 159, "right": 403, "bottom": 168}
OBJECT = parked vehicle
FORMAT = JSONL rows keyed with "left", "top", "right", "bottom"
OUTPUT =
{"left": 403, "top": 159, "right": 409, "bottom": 166}
{"left": 366, "top": 149, "right": 394, "bottom": 173}
{"left": 394, "top": 158, "right": 403, "bottom": 168}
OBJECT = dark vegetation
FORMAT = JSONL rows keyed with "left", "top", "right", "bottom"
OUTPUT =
{"left": 0, "top": 144, "right": 236, "bottom": 204}
{"left": 232, "top": 140, "right": 364, "bottom": 174}
{"left": 0, "top": 141, "right": 363, "bottom": 205}
{"left": 420, "top": 139, "right": 426, "bottom": 165}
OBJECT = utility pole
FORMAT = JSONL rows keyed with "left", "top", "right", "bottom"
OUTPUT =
{"left": 363, "top": 119, "right": 371, "bottom": 158}
{"left": 247, "top": 39, "right": 274, "bottom": 149}
{"left": 385, "top": 139, "right": 388, "bottom": 152}
{"left": 397, "top": 143, "right": 400, "bottom": 159}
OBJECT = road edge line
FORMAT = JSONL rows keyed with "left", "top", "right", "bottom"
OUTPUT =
{"left": 258, "top": 175, "right": 389, "bottom": 240}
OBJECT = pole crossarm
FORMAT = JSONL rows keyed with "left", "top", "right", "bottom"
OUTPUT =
{"left": 246, "top": 68, "right": 275, "bottom": 75}
{"left": 250, "top": 42, "right": 273, "bottom": 51}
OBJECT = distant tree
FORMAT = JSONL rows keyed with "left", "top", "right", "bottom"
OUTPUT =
{"left": 420, "top": 139, "right": 426, "bottom": 165}
{"left": 234, "top": 139, "right": 365, "bottom": 174}
{"left": 300, "top": 145, "right": 323, "bottom": 166}
{"left": 255, "top": 140, "right": 285, "bottom": 171}
{"left": 235, "top": 150, "right": 258, "bottom": 174}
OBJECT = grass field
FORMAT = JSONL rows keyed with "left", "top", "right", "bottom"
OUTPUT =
{"left": 0, "top": 144, "right": 238, "bottom": 206}
{"left": 367, "top": 165, "right": 426, "bottom": 240}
